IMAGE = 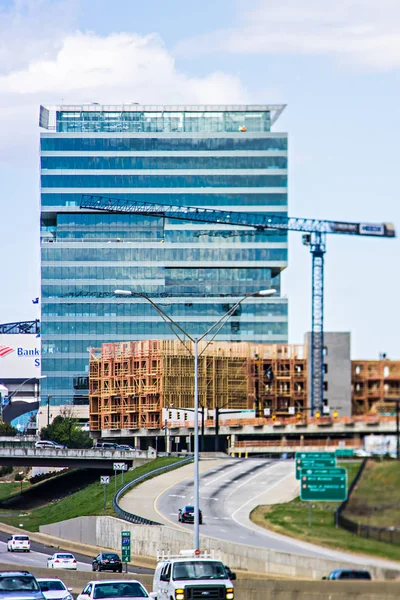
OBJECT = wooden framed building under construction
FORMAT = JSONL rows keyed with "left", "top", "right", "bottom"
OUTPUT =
{"left": 352, "top": 359, "right": 400, "bottom": 415}
{"left": 89, "top": 340, "right": 307, "bottom": 432}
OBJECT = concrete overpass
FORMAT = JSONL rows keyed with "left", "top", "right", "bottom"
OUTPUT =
{"left": 0, "top": 446, "right": 156, "bottom": 469}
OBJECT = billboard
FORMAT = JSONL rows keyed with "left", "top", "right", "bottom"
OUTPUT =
{"left": 0, "top": 334, "right": 41, "bottom": 379}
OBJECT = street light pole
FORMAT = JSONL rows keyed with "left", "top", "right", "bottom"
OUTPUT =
{"left": 114, "top": 288, "right": 275, "bottom": 552}
{"left": 193, "top": 337, "right": 200, "bottom": 549}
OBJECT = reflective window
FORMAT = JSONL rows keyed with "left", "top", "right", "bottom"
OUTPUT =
{"left": 41, "top": 156, "right": 287, "bottom": 170}
{"left": 41, "top": 192, "right": 288, "bottom": 208}
{"left": 41, "top": 136, "right": 287, "bottom": 152}
{"left": 41, "top": 174, "right": 287, "bottom": 188}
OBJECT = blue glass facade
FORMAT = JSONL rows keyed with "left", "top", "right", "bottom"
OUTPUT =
{"left": 40, "top": 104, "right": 288, "bottom": 406}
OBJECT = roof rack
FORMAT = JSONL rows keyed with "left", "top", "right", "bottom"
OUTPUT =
{"left": 157, "top": 550, "right": 221, "bottom": 561}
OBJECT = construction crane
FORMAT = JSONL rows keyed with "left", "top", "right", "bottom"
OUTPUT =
{"left": 80, "top": 194, "right": 395, "bottom": 415}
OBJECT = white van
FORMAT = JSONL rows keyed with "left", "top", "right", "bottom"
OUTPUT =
{"left": 7, "top": 534, "right": 31, "bottom": 552}
{"left": 152, "top": 551, "right": 235, "bottom": 600}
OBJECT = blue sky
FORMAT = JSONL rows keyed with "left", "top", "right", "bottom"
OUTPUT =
{"left": 0, "top": 0, "right": 399, "bottom": 358}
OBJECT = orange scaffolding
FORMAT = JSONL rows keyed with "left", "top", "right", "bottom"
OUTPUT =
{"left": 89, "top": 340, "right": 308, "bottom": 431}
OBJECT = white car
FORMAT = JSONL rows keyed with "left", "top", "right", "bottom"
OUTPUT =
{"left": 35, "top": 440, "right": 66, "bottom": 449}
{"left": 77, "top": 580, "right": 149, "bottom": 600}
{"left": 7, "top": 534, "right": 30, "bottom": 552}
{"left": 47, "top": 553, "right": 77, "bottom": 570}
{"left": 37, "top": 578, "right": 73, "bottom": 600}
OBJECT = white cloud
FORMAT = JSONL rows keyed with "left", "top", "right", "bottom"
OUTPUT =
{"left": 175, "top": 0, "right": 400, "bottom": 70}
{"left": 1, "top": 31, "right": 248, "bottom": 101}
{"left": 0, "top": 29, "right": 249, "bottom": 166}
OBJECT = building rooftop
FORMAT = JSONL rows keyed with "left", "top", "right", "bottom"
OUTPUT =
{"left": 39, "top": 104, "right": 286, "bottom": 131}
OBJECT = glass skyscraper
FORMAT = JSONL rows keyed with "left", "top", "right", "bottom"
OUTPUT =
{"left": 39, "top": 104, "right": 288, "bottom": 406}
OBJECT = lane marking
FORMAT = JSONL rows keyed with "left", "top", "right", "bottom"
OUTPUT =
{"left": 169, "top": 494, "right": 185, "bottom": 498}
{"left": 153, "top": 461, "right": 223, "bottom": 532}
{"left": 231, "top": 470, "right": 293, "bottom": 521}
{"left": 204, "top": 462, "right": 248, "bottom": 486}
{"left": 226, "top": 461, "right": 288, "bottom": 500}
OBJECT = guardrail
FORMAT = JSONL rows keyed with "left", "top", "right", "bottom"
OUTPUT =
{"left": 113, "top": 455, "right": 194, "bottom": 525}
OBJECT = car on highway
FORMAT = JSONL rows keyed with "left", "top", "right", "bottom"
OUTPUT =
{"left": 92, "top": 553, "right": 123, "bottom": 573}
{"left": 46, "top": 553, "right": 77, "bottom": 570}
{"left": 77, "top": 580, "right": 149, "bottom": 600}
{"left": 7, "top": 534, "right": 30, "bottom": 552}
{"left": 153, "top": 552, "right": 235, "bottom": 600}
{"left": 323, "top": 569, "right": 372, "bottom": 580}
{"left": 35, "top": 441, "right": 66, "bottom": 450}
{"left": 178, "top": 505, "right": 203, "bottom": 524}
{"left": 117, "top": 445, "right": 136, "bottom": 452}
{"left": 0, "top": 571, "right": 45, "bottom": 600}
{"left": 37, "top": 578, "right": 73, "bottom": 600}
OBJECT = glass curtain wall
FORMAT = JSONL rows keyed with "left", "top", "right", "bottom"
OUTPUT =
{"left": 40, "top": 105, "right": 288, "bottom": 406}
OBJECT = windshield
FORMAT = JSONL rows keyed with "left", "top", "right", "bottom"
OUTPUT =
{"left": 14, "top": 536, "right": 29, "bottom": 541}
{"left": 339, "top": 571, "right": 371, "bottom": 580}
{"left": 39, "top": 582, "right": 66, "bottom": 591}
{"left": 55, "top": 554, "right": 74, "bottom": 560}
{"left": 184, "top": 507, "right": 194, "bottom": 512}
{"left": 0, "top": 576, "right": 40, "bottom": 592}
{"left": 93, "top": 583, "right": 148, "bottom": 598}
{"left": 173, "top": 561, "right": 227, "bottom": 580}
{"left": 102, "top": 554, "right": 120, "bottom": 560}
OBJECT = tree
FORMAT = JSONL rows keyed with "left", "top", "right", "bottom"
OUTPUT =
{"left": 0, "top": 422, "right": 18, "bottom": 436}
{"left": 40, "top": 415, "right": 92, "bottom": 448}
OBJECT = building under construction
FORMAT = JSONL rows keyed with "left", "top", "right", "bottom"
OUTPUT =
{"left": 89, "top": 340, "right": 307, "bottom": 432}
{"left": 352, "top": 359, "right": 400, "bottom": 415}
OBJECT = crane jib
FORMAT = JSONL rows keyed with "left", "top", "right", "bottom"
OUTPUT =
{"left": 79, "top": 194, "right": 396, "bottom": 238}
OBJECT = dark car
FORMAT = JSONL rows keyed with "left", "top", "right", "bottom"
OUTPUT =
{"left": 0, "top": 571, "right": 45, "bottom": 600}
{"left": 92, "top": 552, "right": 122, "bottom": 573}
{"left": 93, "top": 442, "right": 120, "bottom": 450}
{"left": 178, "top": 505, "right": 203, "bottom": 524}
{"left": 323, "top": 569, "right": 372, "bottom": 580}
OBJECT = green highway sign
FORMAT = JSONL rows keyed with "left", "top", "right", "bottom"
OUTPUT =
{"left": 335, "top": 448, "right": 354, "bottom": 457}
{"left": 300, "top": 467, "right": 348, "bottom": 502}
{"left": 295, "top": 452, "right": 336, "bottom": 480}
{"left": 121, "top": 530, "right": 131, "bottom": 563}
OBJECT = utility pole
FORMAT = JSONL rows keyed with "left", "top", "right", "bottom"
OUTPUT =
{"left": 47, "top": 395, "right": 51, "bottom": 426}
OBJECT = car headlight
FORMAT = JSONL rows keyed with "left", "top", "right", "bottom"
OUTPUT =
{"left": 175, "top": 589, "right": 185, "bottom": 600}
{"left": 225, "top": 589, "right": 234, "bottom": 600}
{"left": 63, "top": 594, "right": 73, "bottom": 600}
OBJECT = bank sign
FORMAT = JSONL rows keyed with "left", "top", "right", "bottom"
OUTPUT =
{"left": 0, "top": 334, "right": 41, "bottom": 379}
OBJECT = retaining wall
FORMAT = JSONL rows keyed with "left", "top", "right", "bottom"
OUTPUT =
{"left": 41, "top": 515, "right": 400, "bottom": 581}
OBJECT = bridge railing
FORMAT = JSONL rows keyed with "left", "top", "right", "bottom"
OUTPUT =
{"left": 113, "top": 455, "right": 193, "bottom": 525}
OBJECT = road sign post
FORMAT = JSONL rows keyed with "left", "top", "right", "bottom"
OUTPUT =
{"left": 121, "top": 530, "right": 131, "bottom": 567}
{"left": 300, "top": 467, "right": 348, "bottom": 502}
{"left": 100, "top": 476, "right": 110, "bottom": 510}
{"left": 295, "top": 452, "right": 336, "bottom": 480}
{"left": 113, "top": 463, "right": 127, "bottom": 492}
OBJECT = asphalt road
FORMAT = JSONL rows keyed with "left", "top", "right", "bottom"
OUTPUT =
{"left": 155, "top": 458, "right": 400, "bottom": 570}
{"left": 0, "top": 532, "right": 153, "bottom": 574}
{"left": 156, "top": 458, "right": 320, "bottom": 555}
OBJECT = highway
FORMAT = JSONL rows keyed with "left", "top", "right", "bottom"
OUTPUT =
{"left": 154, "top": 458, "right": 400, "bottom": 570}
{"left": 155, "top": 458, "right": 323, "bottom": 555}
{"left": 0, "top": 531, "right": 153, "bottom": 574}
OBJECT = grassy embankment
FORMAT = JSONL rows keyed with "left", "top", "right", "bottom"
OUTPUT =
{"left": 250, "top": 460, "right": 400, "bottom": 562}
{"left": 0, "top": 456, "right": 181, "bottom": 532}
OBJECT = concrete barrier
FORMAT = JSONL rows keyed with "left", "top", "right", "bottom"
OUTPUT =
{"left": 41, "top": 516, "right": 400, "bottom": 581}
{"left": 0, "top": 560, "right": 399, "bottom": 600}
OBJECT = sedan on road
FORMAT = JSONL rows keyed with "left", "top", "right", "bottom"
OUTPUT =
{"left": 77, "top": 580, "right": 149, "bottom": 600}
{"left": 47, "top": 553, "right": 77, "bottom": 570}
{"left": 37, "top": 578, "right": 73, "bottom": 600}
{"left": 178, "top": 505, "right": 203, "bottom": 524}
{"left": 92, "top": 553, "right": 122, "bottom": 573}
